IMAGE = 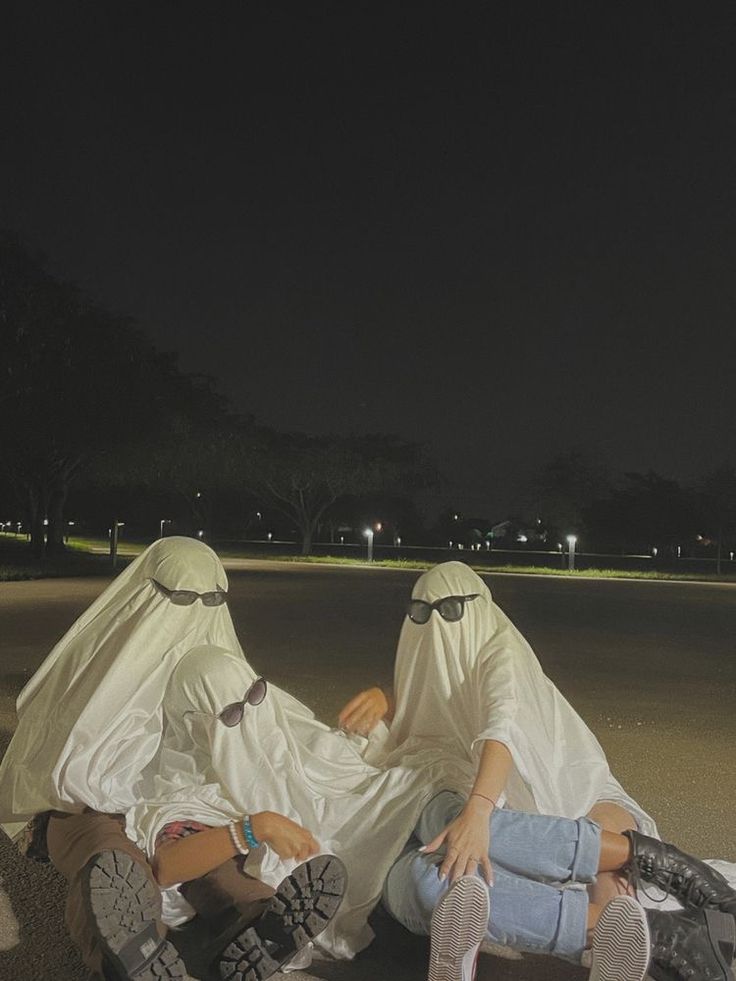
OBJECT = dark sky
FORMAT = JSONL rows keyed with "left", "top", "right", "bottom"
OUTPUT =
{"left": 3, "top": 3, "right": 736, "bottom": 518}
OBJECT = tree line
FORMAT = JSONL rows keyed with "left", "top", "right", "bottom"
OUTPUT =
{"left": 4, "top": 233, "right": 732, "bottom": 565}
{"left": 530, "top": 451, "right": 736, "bottom": 573}
{"left": 0, "top": 233, "right": 436, "bottom": 555}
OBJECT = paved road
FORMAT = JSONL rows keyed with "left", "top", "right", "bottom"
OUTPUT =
{"left": 1, "top": 562, "right": 735, "bottom": 980}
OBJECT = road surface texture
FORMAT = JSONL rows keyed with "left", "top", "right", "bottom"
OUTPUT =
{"left": 1, "top": 561, "right": 735, "bottom": 980}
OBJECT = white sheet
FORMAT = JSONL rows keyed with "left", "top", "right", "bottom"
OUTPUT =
{"left": 0, "top": 537, "right": 240, "bottom": 835}
{"left": 379, "top": 561, "right": 658, "bottom": 835}
{"left": 128, "top": 646, "right": 448, "bottom": 959}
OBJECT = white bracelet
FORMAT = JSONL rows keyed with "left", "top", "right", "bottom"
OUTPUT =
{"left": 228, "top": 820, "right": 249, "bottom": 856}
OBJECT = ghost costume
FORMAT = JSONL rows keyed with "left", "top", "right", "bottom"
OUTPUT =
{"left": 129, "top": 646, "right": 446, "bottom": 960}
{"left": 380, "top": 561, "right": 736, "bottom": 924}
{"left": 0, "top": 537, "right": 274, "bottom": 978}
{"left": 378, "top": 561, "right": 658, "bottom": 833}
{"left": 0, "top": 536, "right": 239, "bottom": 837}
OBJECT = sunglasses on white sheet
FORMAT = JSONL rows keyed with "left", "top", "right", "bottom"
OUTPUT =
{"left": 406, "top": 594, "right": 480, "bottom": 624}
{"left": 151, "top": 578, "right": 228, "bottom": 607}
{"left": 183, "top": 677, "right": 268, "bottom": 727}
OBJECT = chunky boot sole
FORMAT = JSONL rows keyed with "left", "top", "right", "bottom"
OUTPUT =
{"left": 590, "top": 896, "right": 651, "bottom": 981}
{"left": 84, "top": 850, "right": 187, "bottom": 980}
{"left": 218, "top": 854, "right": 347, "bottom": 981}
{"left": 428, "top": 876, "right": 489, "bottom": 981}
{"left": 702, "top": 909, "right": 736, "bottom": 981}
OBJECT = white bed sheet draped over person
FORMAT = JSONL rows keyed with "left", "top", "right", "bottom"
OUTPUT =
{"left": 379, "top": 561, "right": 658, "bottom": 834}
{"left": 0, "top": 536, "right": 240, "bottom": 838}
{"left": 128, "top": 646, "right": 446, "bottom": 960}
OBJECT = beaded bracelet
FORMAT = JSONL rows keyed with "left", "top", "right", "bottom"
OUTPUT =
{"left": 228, "top": 820, "right": 249, "bottom": 856}
{"left": 242, "top": 814, "right": 260, "bottom": 849}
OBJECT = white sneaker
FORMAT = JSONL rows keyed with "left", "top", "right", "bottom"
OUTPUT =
{"left": 589, "top": 895, "right": 651, "bottom": 981}
{"left": 428, "top": 876, "right": 489, "bottom": 981}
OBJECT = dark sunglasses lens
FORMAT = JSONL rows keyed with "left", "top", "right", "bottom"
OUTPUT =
{"left": 202, "top": 591, "right": 227, "bottom": 607}
{"left": 169, "top": 590, "right": 199, "bottom": 606}
{"left": 438, "top": 598, "right": 464, "bottom": 622}
{"left": 218, "top": 702, "right": 245, "bottom": 727}
{"left": 408, "top": 600, "right": 431, "bottom": 624}
{"left": 247, "top": 678, "right": 267, "bottom": 705}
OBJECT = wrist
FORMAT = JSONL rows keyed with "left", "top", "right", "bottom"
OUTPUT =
{"left": 249, "top": 811, "right": 270, "bottom": 843}
{"left": 241, "top": 814, "right": 260, "bottom": 849}
{"left": 467, "top": 792, "right": 496, "bottom": 813}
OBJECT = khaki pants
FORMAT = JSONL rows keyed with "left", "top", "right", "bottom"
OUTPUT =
{"left": 47, "top": 810, "right": 274, "bottom": 978}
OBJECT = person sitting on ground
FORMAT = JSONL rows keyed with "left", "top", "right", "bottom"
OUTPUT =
{"left": 0, "top": 536, "right": 297, "bottom": 981}
{"left": 339, "top": 560, "right": 657, "bottom": 908}
{"left": 130, "top": 666, "right": 348, "bottom": 981}
{"left": 127, "top": 643, "right": 453, "bottom": 970}
{"left": 383, "top": 789, "right": 736, "bottom": 981}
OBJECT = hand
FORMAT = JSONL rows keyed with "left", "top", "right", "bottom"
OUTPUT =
{"left": 250, "top": 811, "right": 319, "bottom": 862}
{"left": 337, "top": 686, "right": 390, "bottom": 735}
{"left": 421, "top": 798, "right": 493, "bottom": 885}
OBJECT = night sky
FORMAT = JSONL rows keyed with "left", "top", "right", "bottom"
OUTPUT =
{"left": 4, "top": 4, "right": 736, "bottom": 518}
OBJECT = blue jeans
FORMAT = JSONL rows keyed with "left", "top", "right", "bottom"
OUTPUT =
{"left": 382, "top": 791, "right": 601, "bottom": 962}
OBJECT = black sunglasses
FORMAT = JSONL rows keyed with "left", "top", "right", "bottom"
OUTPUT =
{"left": 407, "top": 593, "right": 480, "bottom": 625}
{"left": 151, "top": 578, "right": 228, "bottom": 607}
{"left": 184, "top": 677, "right": 268, "bottom": 727}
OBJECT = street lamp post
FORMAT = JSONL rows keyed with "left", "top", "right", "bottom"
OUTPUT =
{"left": 364, "top": 528, "right": 374, "bottom": 562}
{"left": 111, "top": 520, "right": 125, "bottom": 570}
{"left": 160, "top": 518, "right": 172, "bottom": 539}
{"left": 566, "top": 534, "right": 577, "bottom": 572}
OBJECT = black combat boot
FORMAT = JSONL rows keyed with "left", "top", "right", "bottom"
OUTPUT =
{"left": 624, "top": 830, "right": 736, "bottom": 914}
{"left": 646, "top": 905, "right": 736, "bottom": 981}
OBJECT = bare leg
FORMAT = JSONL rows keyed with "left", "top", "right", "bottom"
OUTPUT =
{"left": 587, "top": 801, "right": 637, "bottom": 907}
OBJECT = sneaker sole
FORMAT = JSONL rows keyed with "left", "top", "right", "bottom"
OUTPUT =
{"left": 218, "top": 854, "right": 347, "bottom": 981}
{"left": 590, "top": 895, "right": 650, "bottom": 981}
{"left": 428, "top": 875, "right": 489, "bottom": 981}
{"left": 84, "top": 850, "right": 187, "bottom": 980}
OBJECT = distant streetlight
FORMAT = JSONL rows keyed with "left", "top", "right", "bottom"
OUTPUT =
{"left": 364, "top": 528, "right": 374, "bottom": 562}
{"left": 197, "top": 529, "right": 205, "bottom": 539}
{"left": 267, "top": 532, "right": 273, "bottom": 541}
{"left": 65, "top": 520, "right": 75, "bottom": 544}
{"left": 160, "top": 518, "right": 172, "bottom": 539}
{"left": 566, "top": 534, "right": 577, "bottom": 572}
{"left": 651, "top": 547, "right": 658, "bottom": 558}
{"left": 396, "top": 536, "right": 402, "bottom": 546}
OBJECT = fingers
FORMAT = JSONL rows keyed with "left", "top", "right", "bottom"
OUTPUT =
{"left": 295, "top": 838, "right": 318, "bottom": 862}
{"left": 420, "top": 830, "right": 447, "bottom": 855}
{"left": 337, "top": 691, "right": 367, "bottom": 729}
{"left": 480, "top": 855, "right": 494, "bottom": 885}
{"left": 464, "top": 856, "right": 479, "bottom": 877}
{"left": 338, "top": 688, "right": 387, "bottom": 734}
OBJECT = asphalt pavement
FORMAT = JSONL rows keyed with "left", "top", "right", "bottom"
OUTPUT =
{"left": 1, "top": 561, "right": 735, "bottom": 980}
